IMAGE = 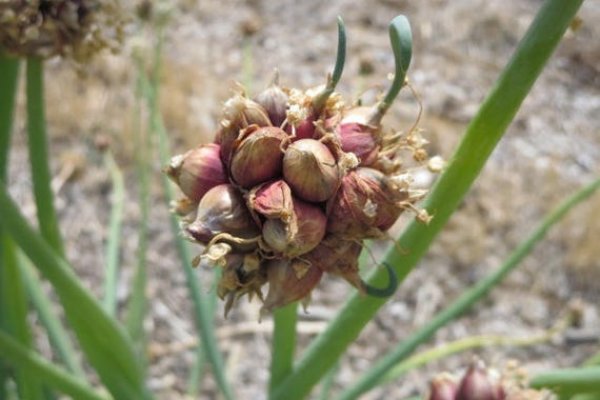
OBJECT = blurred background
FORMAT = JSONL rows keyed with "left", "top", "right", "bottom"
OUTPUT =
{"left": 5, "top": 0, "right": 600, "bottom": 398}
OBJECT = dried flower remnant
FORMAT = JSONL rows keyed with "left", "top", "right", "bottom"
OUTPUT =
{"left": 165, "top": 15, "right": 437, "bottom": 315}
{"left": 0, "top": 0, "right": 125, "bottom": 61}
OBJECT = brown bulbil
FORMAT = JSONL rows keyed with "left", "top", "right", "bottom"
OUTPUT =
{"left": 334, "top": 107, "right": 381, "bottom": 166}
{"left": 219, "top": 94, "right": 272, "bottom": 164}
{"left": 456, "top": 361, "right": 505, "bottom": 400}
{"left": 283, "top": 139, "right": 341, "bottom": 202}
{"left": 327, "top": 167, "right": 409, "bottom": 237}
{"left": 254, "top": 82, "right": 289, "bottom": 127}
{"left": 230, "top": 126, "right": 287, "bottom": 188}
{"left": 185, "top": 184, "right": 259, "bottom": 244}
{"left": 247, "top": 180, "right": 294, "bottom": 222}
{"left": 428, "top": 374, "right": 459, "bottom": 400}
{"left": 262, "top": 259, "right": 323, "bottom": 311}
{"left": 166, "top": 144, "right": 228, "bottom": 202}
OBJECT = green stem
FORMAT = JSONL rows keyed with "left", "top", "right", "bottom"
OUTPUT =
{"left": 338, "top": 178, "right": 600, "bottom": 399}
{"left": 0, "top": 49, "right": 20, "bottom": 400}
{"left": 382, "top": 318, "right": 569, "bottom": 384}
{"left": 0, "top": 187, "right": 150, "bottom": 399}
{"left": 318, "top": 362, "right": 340, "bottom": 400}
{"left": 271, "top": 1, "right": 585, "bottom": 398}
{"left": 312, "top": 16, "right": 346, "bottom": 112}
{"left": 269, "top": 302, "right": 298, "bottom": 396}
{"left": 125, "top": 66, "right": 149, "bottom": 355}
{"left": 20, "top": 259, "right": 86, "bottom": 380}
{"left": 102, "top": 151, "right": 125, "bottom": 317}
{"left": 26, "top": 58, "right": 64, "bottom": 255}
{"left": 0, "top": 331, "right": 108, "bottom": 400}
{"left": 368, "top": 15, "right": 412, "bottom": 125}
{"left": 530, "top": 367, "right": 600, "bottom": 397}
{"left": 144, "top": 25, "right": 235, "bottom": 400}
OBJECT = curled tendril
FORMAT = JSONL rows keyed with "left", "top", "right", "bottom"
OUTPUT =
{"left": 368, "top": 15, "right": 413, "bottom": 125}
{"left": 363, "top": 262, "right": 398, "bottom": 298}
{"left": 312, "top": 16, "right": 347, "bottom": 112}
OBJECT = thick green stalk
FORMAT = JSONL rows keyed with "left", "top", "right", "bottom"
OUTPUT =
{"left": 102, "top": 152, "right": 125, "bottom": 316}
{"left": 339, "top": 177, "right": 600, "bottom": 399}
{"left": 0, "top": 187, "right": 151, "bottom": 400}
{"left": 0, "top": 331, "right": 108, "bottom": 400}
{"left": 271, "top": 1, "right": 585, "bottom": 399}
{"left": 269, "top": 302, "right": 298, "bottom": 395}
{"left": 0, "top": 50, "right": 20, "bottom": 400}
{"left": 144, "top": 25, "right": 234, "bottom": 400}
{"left": 25, "top": 58, "right": 64, "bottom": 255}
{"left": 20, "top": 260, "right": 86, "bottom": 380}
{"left": 530, "top": 367, "right": 600, "bottom": 397}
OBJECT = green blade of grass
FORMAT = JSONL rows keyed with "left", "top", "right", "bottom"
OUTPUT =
{"left": 0, "top": 49, "right": 20, "bottom": 400}
{"left": 269, "top": 302, "right": 298, "bottom": 396}
{"left": 125, "top": 68, "right": 150, "bottom": 354}
{"left": 530, "top": 367, "right": 600, "bottom": 397}
{"left": 271, "top": 1, "right": 585, "bottom": 398}
{"left": 102, "top": 151, "right": 125, "bottom": 317}
{"left": 0, "top": 187, "right": 151, "bottom": 400}
{"left": 20, "top": 256, "right": 86, "bottom": 380}
{"left": 0, "top": 331, "right": 108, "bottom": 400}
{"left": 1, "top": 235, "right": 44, "bottom": 400}
{"left": 25, "top": 58, "right": 64, "bottom": 255}
{"left": 338, "top": 177, "right": 600, "bottom": 398}
{"left": 143, "top": 24, "right": 234, "bottom": 400}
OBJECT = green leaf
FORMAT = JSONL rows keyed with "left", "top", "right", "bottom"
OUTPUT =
{"left": 102, "top": 151, "right": 125, "bottom": 317}
{"left": 0, "top": 187, "right": 151, "bottom": 400}
{"left": 25, "top": 58, "right": 64, "bottom": 255}
{"left": 270, "top": 1, "right": 585, "bottom": 398}
{"left": 530, "top": 367, "right": 600, "bottom": 397}
{"left": 0, "top": 331, "right": 108, "bottom": 400}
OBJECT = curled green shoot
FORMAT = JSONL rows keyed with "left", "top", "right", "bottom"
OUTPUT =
{"left": 363, "top": 262, "right": 398, "bottom": 298}
{"left": 312, "top": 16, "right": 346, "bottom": 112}
{"left": 368, "top": 15, "right": 413, "bottom": 126}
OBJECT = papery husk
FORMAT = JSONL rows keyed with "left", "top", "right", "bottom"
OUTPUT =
{"left": 262, "top": 258, "right": 323, "bottom": 312}
{"left": 185, "top": 184, "right": 259, "bottom": 244}
{"left": 261, "top": 197, "right": 327, "bottom": 258}
{"left": 305, "top": 236, "right": 366, "bottom": 294}
{"left": 427, "top": 374, "right": 458, "bottom": 400}
{"left": 230, "top": 126, "right": 288, "bottom": 188}
{"left": 246, "top": 180, "right": 294, "bottom": 224}
{"left": 327, "top": 167, "right": 409, "bottom": 238}
{"left": 166, "top": 143, "right": 228, "bottom": 202}
{"left": 217, "top": 252, "right": 266, "bottom": 317}
{"left": 219, "top": 94, "right": 272, "bottom": 164}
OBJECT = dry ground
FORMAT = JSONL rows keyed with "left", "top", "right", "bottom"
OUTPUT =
{"left": 5, "top": 0, "right": 600, "bottom": 398}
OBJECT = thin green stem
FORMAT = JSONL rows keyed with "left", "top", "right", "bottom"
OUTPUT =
{"left": 0, "top": 187, "right": 151, "bottom": 400}
{"left": 382, "top": 316, "right": 570, "bottom": 384}
{"left": 26, "top": 58, "right": 64, "bottom": 255}
{"left": 271, "top": 1, "right": 585, "bottom": 398}
{"left": 144, "top": 24, "right": 234, "bottom": 400}
{"left": 338, "top": 177, "right": 600, "bottom": 400}
{"left": 125, "top": 65, "right": 149, "bottom": 354}
{"left": 368, "top": 15, "right": 412, "bottom": 125}
{"left": 269, "top": 302, "right": 298, "bottom": 396}
{"left": 312, "top": 16, "right": 346, "bottom": 112}
{"left": 20, "top": 259, "right": 86, "bottom": 380}
{"left": 102, "top": 151, "right": 125, "bottom": 317}
{"left": 0, "top": 331, "right": 108, "bottom": 400}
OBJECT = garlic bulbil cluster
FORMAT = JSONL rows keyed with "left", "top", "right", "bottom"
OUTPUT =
{"left": 0, "top": 0, "right": 124, "bottom": 61}
{"left": 166, "top": 16, "right": 433, "bottom": 315}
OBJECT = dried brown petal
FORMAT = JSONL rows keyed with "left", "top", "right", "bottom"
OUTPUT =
{"left": 262, "top": 258, "right": 323, "bottom": 311}
{"left": 166, "top": 144, "right": 228, "bottom": 202}
{"left": 283, "top": 139, "right": 341, "bottom": 202}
